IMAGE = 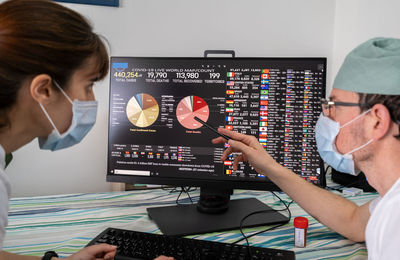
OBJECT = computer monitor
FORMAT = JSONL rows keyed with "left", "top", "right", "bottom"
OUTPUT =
{"left": 107, "top": 57, "right": 326, "bottom": 236}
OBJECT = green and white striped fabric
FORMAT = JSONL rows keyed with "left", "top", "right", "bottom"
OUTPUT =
{"left": 4, "top": 187, "right": 378, "bottom": 259}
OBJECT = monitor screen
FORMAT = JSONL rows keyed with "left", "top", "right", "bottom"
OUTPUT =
{"left": 107, "top": 57, "right": 326, "bottom": 190}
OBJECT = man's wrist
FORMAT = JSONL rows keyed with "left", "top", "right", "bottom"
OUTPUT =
{"left": 42, "top": 251, "right": 58, "bottom": 260}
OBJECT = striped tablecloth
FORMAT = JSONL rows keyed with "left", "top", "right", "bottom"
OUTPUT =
{"left": 4, "top": 187, "right": 378, "bottom": 259}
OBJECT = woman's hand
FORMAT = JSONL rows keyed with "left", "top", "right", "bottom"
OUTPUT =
{"left": 212, "top": 128, "right": 280, "bottom": 175}
{"left": 65, "top": 244, "right": 173, "bottom": 260}
{"left": 65, "top": 244, "right": 117, "bottom": 260}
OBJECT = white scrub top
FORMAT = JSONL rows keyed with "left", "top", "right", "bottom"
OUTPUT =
{"left": 0, "top": 144, "right": 11, "bottom": 249}
{"left": 366, "top": 177, "right": 400, "bottom": 259}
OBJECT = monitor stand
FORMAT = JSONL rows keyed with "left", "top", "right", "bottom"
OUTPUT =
{"left": 147, "top": 187, "right": 289, "bottom": 236}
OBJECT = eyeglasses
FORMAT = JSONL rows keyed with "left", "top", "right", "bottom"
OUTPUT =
{"left": 320, "top": 98, "right": 363, "bottom": 117}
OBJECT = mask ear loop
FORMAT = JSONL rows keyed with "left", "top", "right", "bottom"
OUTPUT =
{"left": 340, "top": 109, "right": 371, "bottom": 129}
{"left": 38, "top": 103, "right": 60, "bottom": 135}
{"left": 342, "top": 109, "right": 374, "bottom": 155}
{"left": 345, "top": 139, "right": 373, "bottom": 155}
{"left": 52, "top": 80, "right": 74, "bottom": 105}
{"left": 38, "top": 80, "right": 73, "bottom": 135}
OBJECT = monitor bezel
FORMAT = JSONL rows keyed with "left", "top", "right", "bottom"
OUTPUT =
{"left": 106, "top": 56, "right": 327, "bottom": 191}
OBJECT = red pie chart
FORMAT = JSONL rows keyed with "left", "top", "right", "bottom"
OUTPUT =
{"left": 176, "top": 96, "right": 209, "bottom": 129}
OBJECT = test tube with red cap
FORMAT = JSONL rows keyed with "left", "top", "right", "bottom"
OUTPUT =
{"left": 294, "top": 216, "right": 309, "bottom": 247}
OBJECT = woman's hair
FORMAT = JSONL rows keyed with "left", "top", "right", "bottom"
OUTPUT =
{"left": 359, "top": 93, "right": 400, "bottom": 139}
{"left": 0, "top": 0, "right": 109, "bottom": 129}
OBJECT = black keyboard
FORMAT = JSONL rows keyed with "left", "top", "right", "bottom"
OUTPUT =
{"left": 87, "top": 227, "right": 295, "bottom": 260}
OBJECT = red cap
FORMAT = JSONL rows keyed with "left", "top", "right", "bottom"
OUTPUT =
{"left": 294, "top": 217, "right": 308, "bottom": 229}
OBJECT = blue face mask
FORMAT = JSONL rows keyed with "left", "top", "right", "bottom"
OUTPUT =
{"left": 38, "top": 81, "right": 98, "bottom": 151}
{"left": 315, "top": 110, "right": 373, "bottom": 175}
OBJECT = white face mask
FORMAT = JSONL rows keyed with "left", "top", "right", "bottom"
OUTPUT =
{"left": 38, "top": 81, "right": 98, "bottom": 151}
{"left": 314, "top": 110, "right": 373, "bottom": 175}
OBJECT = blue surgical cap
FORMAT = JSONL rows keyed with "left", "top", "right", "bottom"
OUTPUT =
{"left": 333, "top": 37, "right": 400, "bottom": 95}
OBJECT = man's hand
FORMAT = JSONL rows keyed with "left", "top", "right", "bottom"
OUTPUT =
{"left": 212, "top": 128, "right": 280, "bottom": 175}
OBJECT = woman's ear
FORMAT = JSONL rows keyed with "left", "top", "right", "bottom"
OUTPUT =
{"left": 369, "top": 104, "right": 392, "bottom": 140}
{"left": 29, "top": 74, "right": 55, "bottom": 105}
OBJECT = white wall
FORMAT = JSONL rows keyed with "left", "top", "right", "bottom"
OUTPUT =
{"left": 331, "top": 0, "right": 400, "bottom": 94}
{"left": 6, "top": 0, "right": 336, "bottom": 197}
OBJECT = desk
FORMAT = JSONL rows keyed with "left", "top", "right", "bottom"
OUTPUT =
{"left": 4, "top": 188, "right": 378, "bottom": 259}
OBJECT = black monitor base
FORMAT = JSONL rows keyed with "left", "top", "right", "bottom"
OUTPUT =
{"left": 147, "top": 197, "right": 289, "bottom": 236}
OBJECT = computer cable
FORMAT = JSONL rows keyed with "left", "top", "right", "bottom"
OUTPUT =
{"left": 231, "top": 192, "right": 293, "bottom": 258}
{"left": 160, "top": 186, "right": 175, "bottom": 193}
{"left": 162, "top": 186, "right": 197, "bottom": 193}
{"left": 161, "top": 186, "right": 179, "bottom": 192}
{"left": 160, "top": 186, "right": 197, "bottom": 204}
{"left": 175, "top": 186, "right": 196, "bottom": 205}
{"left": 234, "top": 191, "right": 293, "bottom": 246}
{"left": 325, "top": 165, "right": 332, "bottom": 175}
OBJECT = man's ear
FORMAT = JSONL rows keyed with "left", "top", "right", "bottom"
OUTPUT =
{"left": 369, "top": 104, "right": 392, "bottom": 140}
{"left": 29, "top": 74, "right": 55, "bottom": 105}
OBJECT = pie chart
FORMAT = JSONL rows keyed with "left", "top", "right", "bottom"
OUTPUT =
{"left": 176, "top": 96, "right": 209, "bottom": 129}
{"left": 126, "top": 93, "right": 159, "bottom": 128}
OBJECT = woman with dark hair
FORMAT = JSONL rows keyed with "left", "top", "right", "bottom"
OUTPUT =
{"left": 0, "top": 0, "right": 173, "bottom": 259}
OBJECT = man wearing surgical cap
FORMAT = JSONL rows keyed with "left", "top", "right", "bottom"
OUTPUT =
{"left": 213, "top": 37, "right": 400, "bottom": 259}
